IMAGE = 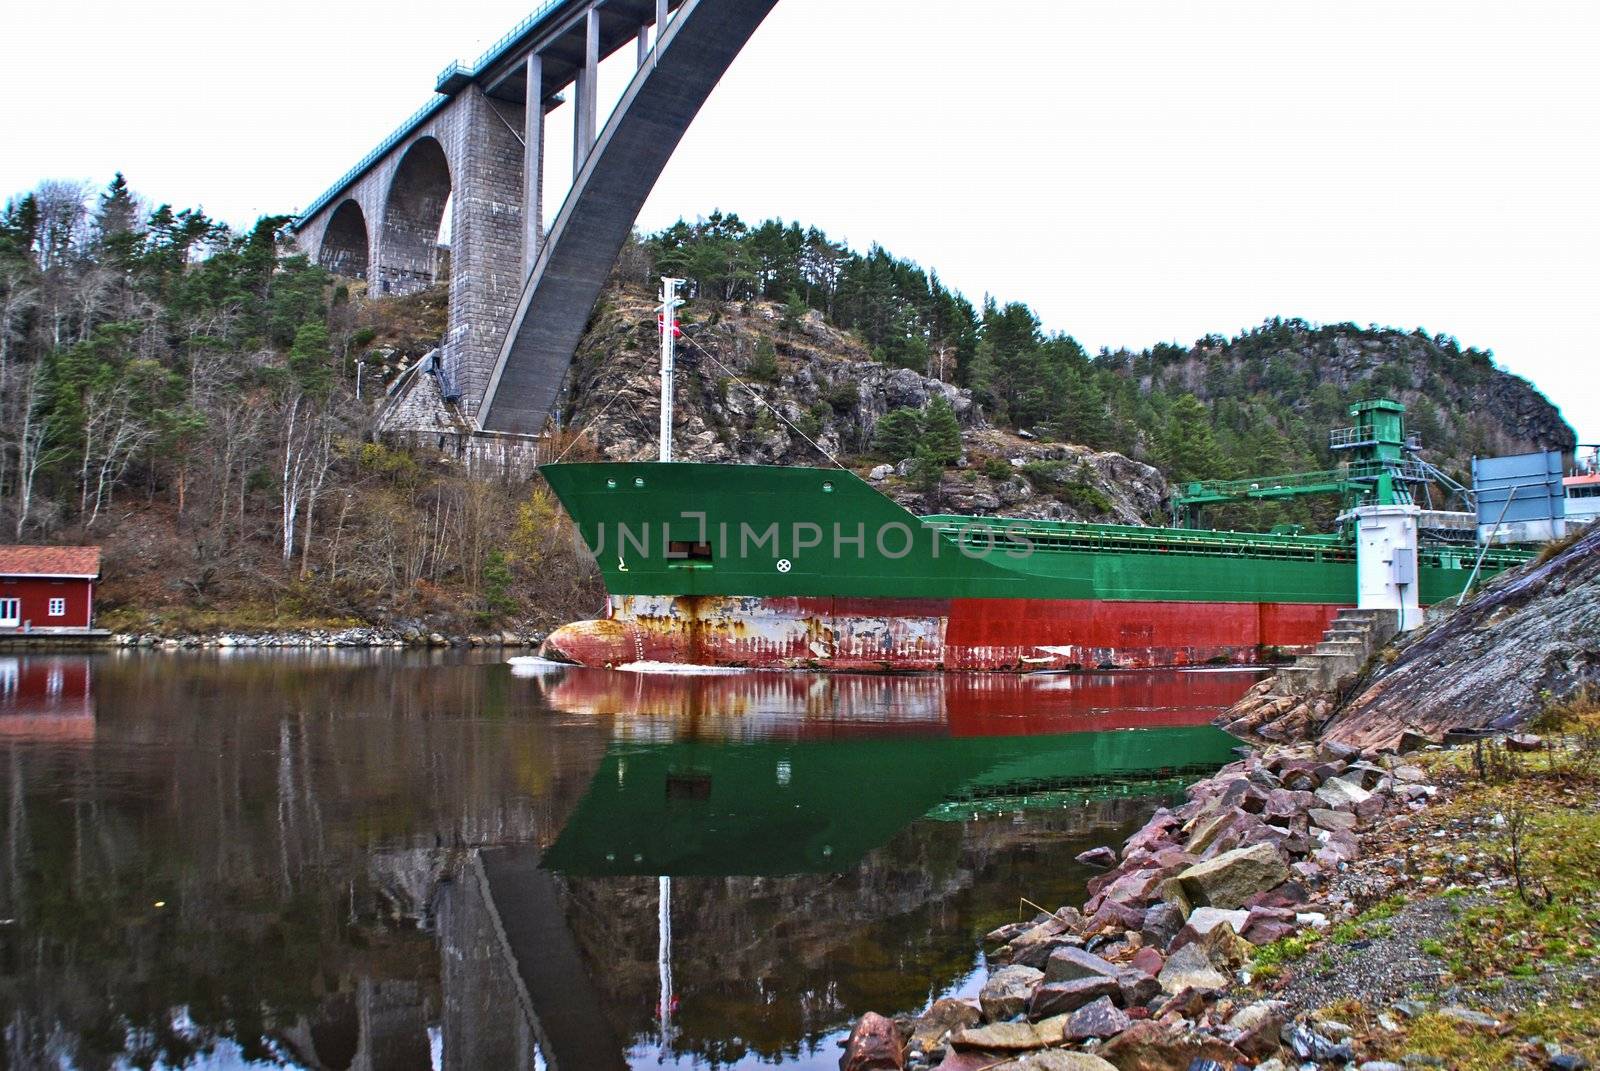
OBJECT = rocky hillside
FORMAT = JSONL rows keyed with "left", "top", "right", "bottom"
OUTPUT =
{"left": 559, "top": 284, "right": 1168, "bottom": 525}
{"left": 1108, "top": 319, "right": 1576, "bottom": 478}
{"left": 1318, "top": 522, "right": 1600, "bottom": 750}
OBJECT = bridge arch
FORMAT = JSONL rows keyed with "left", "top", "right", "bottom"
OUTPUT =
{"left": 317, "top": 199, "right": 370, "bottom": 280}
{"left": 379, "top": 136, "right": 453, "bottom": 294}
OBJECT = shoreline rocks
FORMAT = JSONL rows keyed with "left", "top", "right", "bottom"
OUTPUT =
{"left": 110, "top": 627, "right": 547, "bottom": 650}
{"left": 843, "top": 740, "right": 1447, "bottom": 1070}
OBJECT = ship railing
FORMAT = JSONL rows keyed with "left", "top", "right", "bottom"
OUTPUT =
{"left": 1329, "top": 427, "right": 1371, "bottom": 449}
{"left": 920, "top": 517, "right": 1356, "bottom": 563}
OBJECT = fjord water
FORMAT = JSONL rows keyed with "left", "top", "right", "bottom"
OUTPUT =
{"left": 0, "top": 652, "right": 1254, "bottom": 1070}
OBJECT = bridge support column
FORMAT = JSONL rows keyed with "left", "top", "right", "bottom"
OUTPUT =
{"left": 574, "top": 7, "right": 600, "bottom": 178}
{"left": 444, "top": 90, "right": 526, "bottom": 417}
{"left": 637, "top": 26, "right": 649, "bottom": 67}
{"left": 524, "top": 53, "right": 545, "bottom": 276}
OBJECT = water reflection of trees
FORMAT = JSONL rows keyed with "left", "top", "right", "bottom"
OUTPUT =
{"left": 0, "top": 654, "right": 608, "bottom": 1070}
{"left": 0, "top": 655, "right": 1250, "bottom": 1070}
{"left": 561, "top": 800, "right": 1162, "bottom": 1066}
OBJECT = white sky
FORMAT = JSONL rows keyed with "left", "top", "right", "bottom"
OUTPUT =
{"left": 4, "top": 0, "right": 1595, "bottom": 442}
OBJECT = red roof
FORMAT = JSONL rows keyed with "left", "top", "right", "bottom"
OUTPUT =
{"left": 0, "top": 545, "right": 102, "bottom": 578}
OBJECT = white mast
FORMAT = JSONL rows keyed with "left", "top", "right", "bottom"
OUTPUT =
{"left": 659, "top": 277, "right": 683, "bottom": 462}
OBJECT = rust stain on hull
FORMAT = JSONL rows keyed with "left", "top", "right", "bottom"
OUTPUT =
{"left": 540, "top": 595, "right": 1346, "bottom": 673}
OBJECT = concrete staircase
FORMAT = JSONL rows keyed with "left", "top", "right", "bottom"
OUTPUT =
{"left": 1274, "top": 608, "right": 1400, "bottom": 693}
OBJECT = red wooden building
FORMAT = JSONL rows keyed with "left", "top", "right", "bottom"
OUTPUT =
{"left": 0, "top": 546, "right": 102, "bottom": 634}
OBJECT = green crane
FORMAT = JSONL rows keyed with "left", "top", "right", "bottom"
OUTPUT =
{"left": 1173, "top": 399, "right": 1464, "bottom": 528}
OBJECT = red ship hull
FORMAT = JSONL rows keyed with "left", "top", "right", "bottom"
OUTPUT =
{"left": 541, "top": 594, "right": 1344, "bottom": 673}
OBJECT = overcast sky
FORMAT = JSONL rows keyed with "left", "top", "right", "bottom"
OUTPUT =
{"left": 5, "top": 0, "right": 1595, "bottom": 442}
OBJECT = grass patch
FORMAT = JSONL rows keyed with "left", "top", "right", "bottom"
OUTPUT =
{"left": 1249, "top": 930, "right": 1322, "bottom": 980}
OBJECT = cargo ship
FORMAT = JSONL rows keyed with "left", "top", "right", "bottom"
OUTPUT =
{"left": 537, "top": 400, "right": 1531, "bottom": 672}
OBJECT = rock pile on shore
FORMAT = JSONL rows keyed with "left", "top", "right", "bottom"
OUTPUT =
{"left": 841, "top": 740, "right": 1442, "bottom": 1071}
{"left": 112, "top": 628, "right": 545, "bottom": 649}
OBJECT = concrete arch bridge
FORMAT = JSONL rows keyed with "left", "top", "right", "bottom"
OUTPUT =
{"left": 292, "top": 0, "right": 779, "bottom": 442}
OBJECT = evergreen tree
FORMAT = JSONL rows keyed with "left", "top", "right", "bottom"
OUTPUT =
{"left": 1156, "top": 394, "right": 1227, "bottom": 485}
{"left": 288, "top": 320, "right": 334, "bottom": 398}
{"left": 921, "top": 395, "right": 962, "bottom": 464}
{"left": 93, "top": 173, "right": 140, "bottom": 251}
{"left": 747, "top": 337, "right": 779, "bottom": 382}
{"left": 909, "top": 447, "right": 944, "bottom": 494}
{"left": 872, "top": 407, "right": 923, "bottom": 461}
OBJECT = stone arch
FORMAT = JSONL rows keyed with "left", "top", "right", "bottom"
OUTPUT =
{"left": 379, "top": 136, "right": 452, "bottom": 294}
{"left": 317, "top": 199, "right": 369, "bottom": 280}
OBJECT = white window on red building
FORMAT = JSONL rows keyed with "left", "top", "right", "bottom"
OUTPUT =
{"left": 48, "top": 597, "right": 66, "bottom": 617}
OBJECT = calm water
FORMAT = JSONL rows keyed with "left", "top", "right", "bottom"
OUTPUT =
{"left": 0, "top": 651, "right": 1256, "bottom": 1071}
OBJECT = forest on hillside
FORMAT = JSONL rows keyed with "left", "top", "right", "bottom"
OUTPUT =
{"left": 0, "top": 178, "right": 1575, "bottom": 630}
{"left": 646, "top": 212, "right": 1574, "bottom": 495}
{"left": 0, "top": 176, "right": 592, "bottom": 630}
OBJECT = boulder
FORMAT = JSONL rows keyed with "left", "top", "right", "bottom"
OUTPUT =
{"left": 1155, "top": 986, "right": 1210, "bottom": 1020}
{"left": 950, "top": 1020, "right": 1051, "bottom": 1052}
{"left": 1011, "top": 934, "right": 1079, "bottom": 971}
{"left": 1196, "top": 923, "right": 1253, "bottom": 971}
{"left": 928, "top": 1054, "right": 1005, "bottom": 1071}
{"left": 1012, "top": 1052, "right": 1119, "bottom": 1071}
{"left": 909, "top": 998, "right": 981, "bottom": 1051}
{"left": 1092, "top": 1020, "right": 1248, "bottom": 1071}
{"left": 841, "top": 1012, "right": 904, "bottom": 1071}
{"left": 869, "top": 464, "right": 894, "bottom": 481}
{"left": 1100, "top": 867, "right": 1168, "bottom": 906}
{"left": 1062, "top": 996, "right": 1132, "bottom": 1042}
{"left": 1174, "top": 907, "right": 1249, "bottom": 943}
{"left": 1175, "top": 843, "right": 1289, "bottom": 910}
{"left": 1045, "top": 946, "right": 1120, "bottom": 983}
{"left": 979, "top": 965, "right": 1043, "bottom": 1022}
{"left": 986, "top": 921, "right": 1032, "bottom": 945}
{"left": 1156, "top": 942, "right": 1230, "bottom": 994}
{"left": 1115, "top": 968, "right": 1161, "bottom": 1009}
{"left": 1140, "top": 902, "right": 1185, "bottom": 947}
{"left": 1240, "top": 914, "right": 1298, "bottom": 946}
{"left": 1084, "top": 899, "right": 1146, "bottom": 936}
{"left": 1185, "top": 808, "right": 1248, "bottom": 856}
{"left": 1076, "top": 846, "right": 1119, "bottom": 868}
{"left": 1226, "top": 1000, "right": 1285, "bottom": 1059}
{"left": 1314, "top": 777, "right": 1373, "bottom": 812}
{"left": 1308, "top": 808, "right": 1358, "bottom": 833}
{"left": 1029, "top": 977, "right": 1122, "bottom": 1020}
{"left": 1129, "top": 946, "right": 1165, "bottom": 977}
{"left": 1319, "top": 740, "right": 1363, "bottom": 763}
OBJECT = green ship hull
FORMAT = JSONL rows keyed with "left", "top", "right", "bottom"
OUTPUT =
{"left": 537, "top": 461, "right": 1524, "bottom": 672}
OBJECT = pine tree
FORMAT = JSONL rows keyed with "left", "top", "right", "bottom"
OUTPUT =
{"left": 288, "top": 320, "right": 334, "bottom": 398}
{"left": 1157, "top": 394, "right": 1227, "bottom": 485}
{"left": 872, "top": 407, "right": 923, "bottom": 461}
{"left": 909, "top": 448, "right": 944, "bottom": 494}
{"left": 93, "top": 173, "right": 140, "bottom": 249}
{"left": 921, "top": 394, "right": 962, "bottom": 464}
{"left": 747, "top": 337, "right": 779, "bottom": 382}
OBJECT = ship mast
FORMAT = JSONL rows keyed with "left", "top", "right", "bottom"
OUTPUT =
{"left": 658, "top": 277, "right": 683, "bottom": 462}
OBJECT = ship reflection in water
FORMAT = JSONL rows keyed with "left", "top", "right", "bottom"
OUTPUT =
{"left": 0, "top": 653, "right": 1257, "bottom": 1071}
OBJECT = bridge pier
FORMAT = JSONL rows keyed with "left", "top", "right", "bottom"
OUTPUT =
{"left": 524, "top": 54, "right": 545, "bottom": 277}
{"left": 575, "top": 8, "right": 601, "bottom": 180}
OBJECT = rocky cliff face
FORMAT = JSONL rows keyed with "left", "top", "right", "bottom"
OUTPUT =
{"left": 1319, "top": 522, "right": 1600, "bottom": 750}
{"left": 560, "top": 285, "right": 1168, "bottom": 524}
{"left": 1127, "top": 322, "right": 1576, "bottom": 470}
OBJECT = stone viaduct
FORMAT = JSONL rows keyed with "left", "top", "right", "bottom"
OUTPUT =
{"left": 292, "top": 0, "right": 778, "bottom": 438}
